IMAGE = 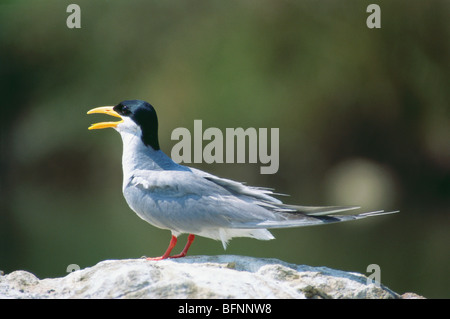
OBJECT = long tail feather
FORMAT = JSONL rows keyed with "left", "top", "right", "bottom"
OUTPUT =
{"left": 230, "top": 209, "right": 399, "bottom": 229}
{"left": 287, "top": 205, "right": 361, "bottom": 216}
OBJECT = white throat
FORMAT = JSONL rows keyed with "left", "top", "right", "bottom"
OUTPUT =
{"left": 114, "top": 118, "right": 180, "bottom": 187}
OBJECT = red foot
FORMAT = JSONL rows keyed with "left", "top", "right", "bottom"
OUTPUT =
{"left": 146, "top": 256, "right": 169, "bottom": 261}
{"left": 146, "top": 234, "right": 195, "bottom": 261}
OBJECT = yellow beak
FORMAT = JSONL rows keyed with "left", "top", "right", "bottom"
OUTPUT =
{"left": 87, "top": 106, "right": 124, "bottom": 130}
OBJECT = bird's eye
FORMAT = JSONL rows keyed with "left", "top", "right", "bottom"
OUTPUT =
{"left": 121, "top": 105, "right": 130, "bottom": 115}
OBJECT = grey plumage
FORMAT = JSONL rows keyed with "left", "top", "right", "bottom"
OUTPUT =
{"left": 88, "top": 100, "right": 398, "bottom": 255}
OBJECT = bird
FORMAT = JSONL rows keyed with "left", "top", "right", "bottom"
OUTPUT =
{"left": 87, "top": 99, "right": 398, "bottom": 260}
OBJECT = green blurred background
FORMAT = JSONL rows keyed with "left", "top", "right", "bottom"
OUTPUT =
{"left": 1, "top": 0, "right": 449, "bottom": 298}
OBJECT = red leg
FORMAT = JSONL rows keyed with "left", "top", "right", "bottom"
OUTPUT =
{"left": 146, "top": 235, "right": 178, "bottom": 261}
{"left": 146, "top": 234, "right": 195, "bottom": 261}
{"left": 170, "top": 234, "right": 195, "bottom": 259}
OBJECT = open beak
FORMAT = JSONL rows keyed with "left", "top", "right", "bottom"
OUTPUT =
{"left": 87, "top": 106, "right": 123, "bottom": 130}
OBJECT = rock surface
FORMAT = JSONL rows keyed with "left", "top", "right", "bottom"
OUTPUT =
{"left": 0, "top": 255, "right": 419, "bottom": 299}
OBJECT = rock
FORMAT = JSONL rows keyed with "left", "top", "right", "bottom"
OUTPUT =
{"left": 401, "top": 292, "right": 426, "bottom": 299}
{"left": 0, "top": 255, "right": 415, "bottom": 299}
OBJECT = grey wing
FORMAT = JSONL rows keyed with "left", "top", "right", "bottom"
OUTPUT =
{"left": 190, "top": 170, "right": 399, "bottom": 229}
{"left": 128, "top": 169, "right": 397, "bottom": 233}
{"left": 126, "top": 169, "right": 283, "bottom": 233}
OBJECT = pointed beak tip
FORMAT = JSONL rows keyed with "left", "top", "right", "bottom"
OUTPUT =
{"left": 86, "top": 106, "right": 123, "bottom": 130}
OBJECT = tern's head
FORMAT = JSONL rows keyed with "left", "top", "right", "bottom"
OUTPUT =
{"left": 87, "top": 99, "right": 160, "bottom": 150}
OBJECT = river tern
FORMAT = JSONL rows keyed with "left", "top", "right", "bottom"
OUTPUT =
{"left": 87, "top": 100, "right": 397, "bottom": 260}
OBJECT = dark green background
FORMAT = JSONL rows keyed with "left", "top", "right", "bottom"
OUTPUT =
{"left": 1, "top": 0, "right": 449, "bottom": 298}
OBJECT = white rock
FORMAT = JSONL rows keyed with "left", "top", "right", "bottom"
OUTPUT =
{"left": 0, "top": 255, "right": 403, "bottom": 299}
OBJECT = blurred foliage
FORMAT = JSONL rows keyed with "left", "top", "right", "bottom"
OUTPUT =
{"left": 0, "top": 0, "right": 449, "bottom": 298}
